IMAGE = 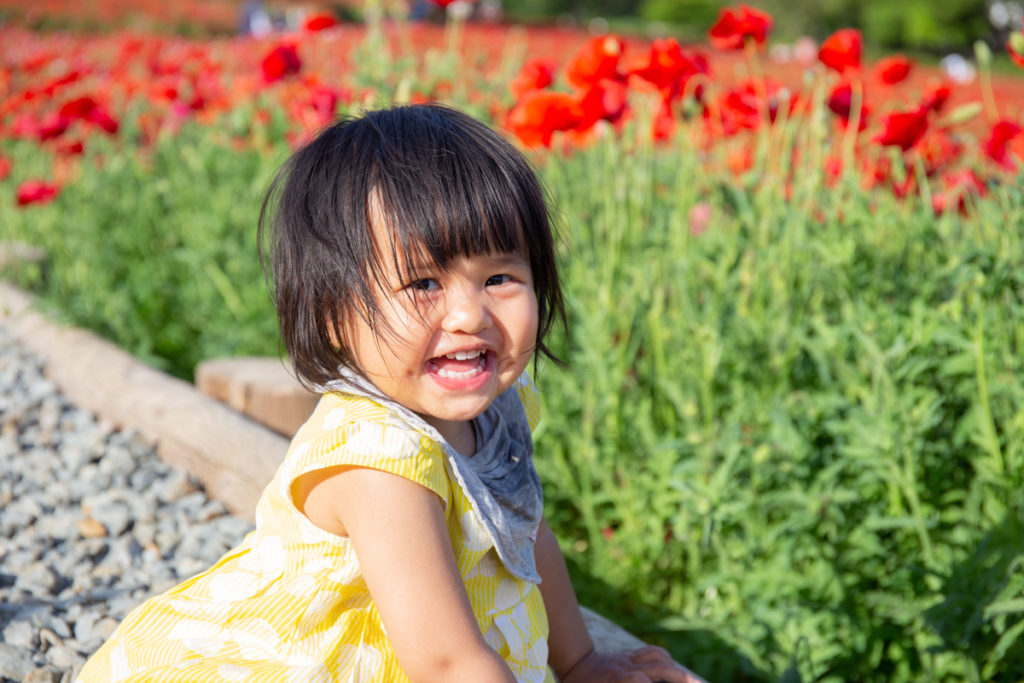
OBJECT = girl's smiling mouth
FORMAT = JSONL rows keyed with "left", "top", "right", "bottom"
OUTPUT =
{"left": 426, "top": 349, "right": 494, "bottom": 389}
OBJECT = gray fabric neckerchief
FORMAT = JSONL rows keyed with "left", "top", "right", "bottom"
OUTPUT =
{"left": 321, "top": 368, "right": 544, "bottom": 584}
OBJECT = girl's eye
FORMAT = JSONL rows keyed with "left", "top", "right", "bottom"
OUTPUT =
{"left": 486, "top": 274, "right": 513, "bottom": 287}
{"left": 407, "top": 278, "right": 440, "bottom": 292}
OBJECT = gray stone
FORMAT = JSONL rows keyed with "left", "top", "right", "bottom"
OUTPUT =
{"left": 3, "top": 619, "right": 36, "bottom": 649}
{"left": 45, "top": 643, "right": 81, "bottom": 670}
{"left": 72, "top": 612, "right": 99, "bottom": 645}
{"left": 154, "top": 471, "right": 196, "bottom": 504}
{"left": 60, "top": 663, "right": 84, "bottom": 683}
{"left": 0, "top": 642, "right": 33, "bottom": 680}
{"left": 89, "top": 501, "right": 131, "bottom": 537}
{"left": 38, "top": 627, "right": 63, "bottom": 649}
{"left": 35, "top": 510, "right": 80, "bottom": 540}
{"left": 23, "top": 666, "right": 61, "bottom": 683}
{"left": 16, "top": 562, "right": 60, "bottom": 594}
{"left": 35, "top": 614, "right": 71, "bottom": 640}
{"left": 132, "top": 520, "right": 156, "bottom": 546}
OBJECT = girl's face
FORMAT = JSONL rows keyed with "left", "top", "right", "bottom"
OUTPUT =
{"left": 347, "top": 222, "right": 538, "bottom": 446}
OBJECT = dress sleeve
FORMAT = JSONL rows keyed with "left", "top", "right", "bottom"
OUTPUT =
{"left": 284, "top": 402, "right": 451, "bottom": 506}
{"left": 514, "top": 371, "right": 543, "bottom": 433}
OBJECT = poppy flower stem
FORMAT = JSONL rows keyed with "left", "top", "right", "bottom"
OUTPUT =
{"left": 364, "top": 0, "right": 383, "bottom": 43}
{"left": 911, "top": 156, "right": 932, "bottom": 212}
{"left": 841, "top": 77, "right": 864, "bottom": 181}
{"left": 444, "top": 5, "right": 465, "bottom": 60}
{"left": 743, "top": 37, "right": 775, "bottom": 180}
{"left": 744, "top": 38, "right": 769, "bottom": 128}
{"left": 973, "top": 40, "right": 1000, "bottom": 123}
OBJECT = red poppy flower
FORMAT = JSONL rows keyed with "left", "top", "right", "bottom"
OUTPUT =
{"left": 931, "top": 169, "right": 987, "bottom": 216}
{"left": 0, "top": 156, "right": 10, "bottom": 181}
{"left": 708, "top": 4, "right": 773, "bottom": 51}
{"left": 59, "top": 96, "right": 99, "bottom": 120}
{"left": 433, "top": 0, "right": 477, "bottom": 6}
{"left": 36, "top": 111, "right": 69, "bottom": 141}
{"left": 826, "top": 80, "right": 869, "bottom": 129}
{"left": 826, "top": 80, "right": 855, "bottom": 118}
{"left": 984, "top": 119, "right": 1024, "bottom": 169}
{"left": 15, "top": 180, "right": 60, "bottom": 206}
{"left": 261, "top": 44, "right": 302, "bottom": 83}
{"left": 1008, "top": 31, "right": 1024, "bottom": 68}
{"left": 40, "top": 69, "right": 84, "bottom": 97}
{"left": 10, "top": 114, "right": 38, "bottom": 140}
{"left": 873, "top": 54, "right": 912, "bottom": 84}
{"left": 308, "top": 83, "right": 341, "bottom": 124}
{"left": 651, "top": 97, "right": 676, "bottom": 142}
{"left": 82, "top": 103, "right": 119, "bottom": 134}
{"left": 302, "top": 13, "right": 338, "bottom": 32}
{"left": 919, "top": 129, "right": 962, "bottom": 175}
{"left": 727, "top": 146, "right": 754, "bottom": 175}
{"left": 874, "top": 106, "right": 929, "bottom": 151}
{"left": 920, "top": 80, "right": 952, "bottom": 112}
{"left": 719, "top": 83, "right": 761, "bottom": 132}
{"left": 576, "top": 78, "right": 629, "bottom": 130}
{"left": 287, "top": 80, "right": 345, "bottom": 131}
{"left": 505, "top": 90, "right": 582, "bottom": 148}
{"left": 56, "top": 138, "right": 85, "bottom": 156}
{"left": 510, "top": 58, "right": 555, "bottom": 99}
{"left": 824, "top": 156, "right": 843, "bottom": 187}
{"left": 819, "top": 29, "right": 862, "bottom": 74}
{"left": 565, "top": 35, "right": 624, "bottom": 89}
{"left": 626, "top": 39, "right": 707, "bottom": 99}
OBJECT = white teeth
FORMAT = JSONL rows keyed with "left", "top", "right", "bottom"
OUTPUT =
{"left": 444, "top": 350, "right": 482, "bottom": 361}
{"left": 436, "top": 354, "right": 486, "bottom": 379}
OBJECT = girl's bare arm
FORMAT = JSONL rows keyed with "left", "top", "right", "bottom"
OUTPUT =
{"left": 533, "top": 518, "right": 595, "bottom": 677}
{"left": 297, "top": 466, "right": 516, "bottom": 683}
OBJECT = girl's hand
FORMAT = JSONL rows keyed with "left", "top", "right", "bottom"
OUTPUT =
{"left": 560, "top": 646, "right": 706, "bottom": 683}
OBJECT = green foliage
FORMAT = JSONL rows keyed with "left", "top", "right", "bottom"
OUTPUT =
{"left": 528, "top": 126, "right": 1024, "bottom": 681}
{"left": 0, "top": 120, "right": 283, "bottom": 376}
{"left": 508, "top": 0, "right": 994, "bottom": 51}
{"left": 639, "top": 0, "right": 720, "bottom": 32}
{"left": 859, "top": 0, "right": 991, "bottom": 51}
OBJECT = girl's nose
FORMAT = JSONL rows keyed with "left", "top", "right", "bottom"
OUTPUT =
{"left": 441, "top": 286, "right": 492, "bottom": 334}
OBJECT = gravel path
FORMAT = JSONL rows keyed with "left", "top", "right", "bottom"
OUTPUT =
{"left": 0, "top": 327, "right": 254, "bottom": 682}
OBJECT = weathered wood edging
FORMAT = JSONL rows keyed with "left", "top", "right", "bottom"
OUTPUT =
{"left": 0, "top": 281, "right": 648, "bottom": 655}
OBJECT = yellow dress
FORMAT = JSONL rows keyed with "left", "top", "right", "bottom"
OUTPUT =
{"left": 77, "top": 373, "right": 553, "bottom": 683}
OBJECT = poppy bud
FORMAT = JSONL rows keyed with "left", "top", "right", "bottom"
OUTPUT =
{"left": 974, "top": 40, "right": 992, "bottom": 67}
{"left": 942, "top": 102, "right": 982, "bottom": 127}
{"left": 1011, "top": 32, "right": 1024, "bottom": 55}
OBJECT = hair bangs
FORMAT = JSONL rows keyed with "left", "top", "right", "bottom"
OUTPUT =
{"left": 366, "top": 120, "right": 534, "bottom": 282}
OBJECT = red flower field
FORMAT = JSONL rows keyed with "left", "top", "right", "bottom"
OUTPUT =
{"left": 1, "top": 0, "right": 1023, "bottom": 212}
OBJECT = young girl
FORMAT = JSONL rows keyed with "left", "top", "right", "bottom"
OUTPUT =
{"left": 78, "top": 104, "right": 701, "bottom": 683}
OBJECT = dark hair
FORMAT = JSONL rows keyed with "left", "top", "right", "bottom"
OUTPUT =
{"left": 258, "top": 103, "right": 565, "bottom": 389}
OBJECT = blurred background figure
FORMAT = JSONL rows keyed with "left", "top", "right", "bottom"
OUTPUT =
{"left": 239, "top": 0, "right": 273, "bottom": 36}
{"left": 410, "top": 0, "right": 502, "bottom": 22}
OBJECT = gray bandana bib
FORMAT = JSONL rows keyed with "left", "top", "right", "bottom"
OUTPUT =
{"left": 321, "top": 369, "right": 544, "bottom": 583}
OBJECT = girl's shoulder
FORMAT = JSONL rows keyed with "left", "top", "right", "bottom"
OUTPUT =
{"left": 280, "top": 391, "right": 452, "bottom": 503}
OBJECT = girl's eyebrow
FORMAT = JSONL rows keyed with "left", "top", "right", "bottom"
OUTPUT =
{"left": 487, "top": 252, "right": 530, "bottom": 266}
{"left": 402, "top": 257, "right": 436, "bottom": 275}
